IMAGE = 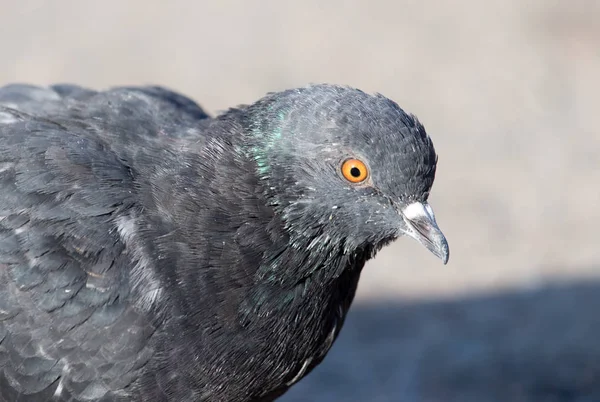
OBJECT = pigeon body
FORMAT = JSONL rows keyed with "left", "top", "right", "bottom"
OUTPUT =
{"left": 0, "top": 83, "right": 448, "bottom": 401}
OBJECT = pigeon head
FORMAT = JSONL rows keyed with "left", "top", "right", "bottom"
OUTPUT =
{"left": 244, "top": 84, "right": 449, "bottom": 273}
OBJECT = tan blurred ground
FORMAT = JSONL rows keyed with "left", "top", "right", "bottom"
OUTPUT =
{"left": 1, "top": 0, "right": 598, "bottom": 301}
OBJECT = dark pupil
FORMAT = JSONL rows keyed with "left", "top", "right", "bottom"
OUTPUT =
{"left": 350, "top": 167, "right": 361, "bottom": 177}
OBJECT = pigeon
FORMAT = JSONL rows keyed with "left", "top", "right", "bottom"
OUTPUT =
{"left": 0, "top": 83, "right": 449, "bottom": 402}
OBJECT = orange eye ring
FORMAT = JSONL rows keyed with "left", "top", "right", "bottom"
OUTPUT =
{"left": 341, "top": 159, "right": 369, "bottom": 183}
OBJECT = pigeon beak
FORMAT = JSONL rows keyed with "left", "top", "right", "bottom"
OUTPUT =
{"left": 401, "top": 202, "right": 449, "bottom": 264}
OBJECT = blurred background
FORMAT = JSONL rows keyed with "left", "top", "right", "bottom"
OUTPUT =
{"left": 1, "top": 1, "right": 599, "bottom": 400}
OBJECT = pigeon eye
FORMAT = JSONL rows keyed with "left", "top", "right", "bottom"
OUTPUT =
{"left": 341, "top": 159, "right": 369, "bottom": 183}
